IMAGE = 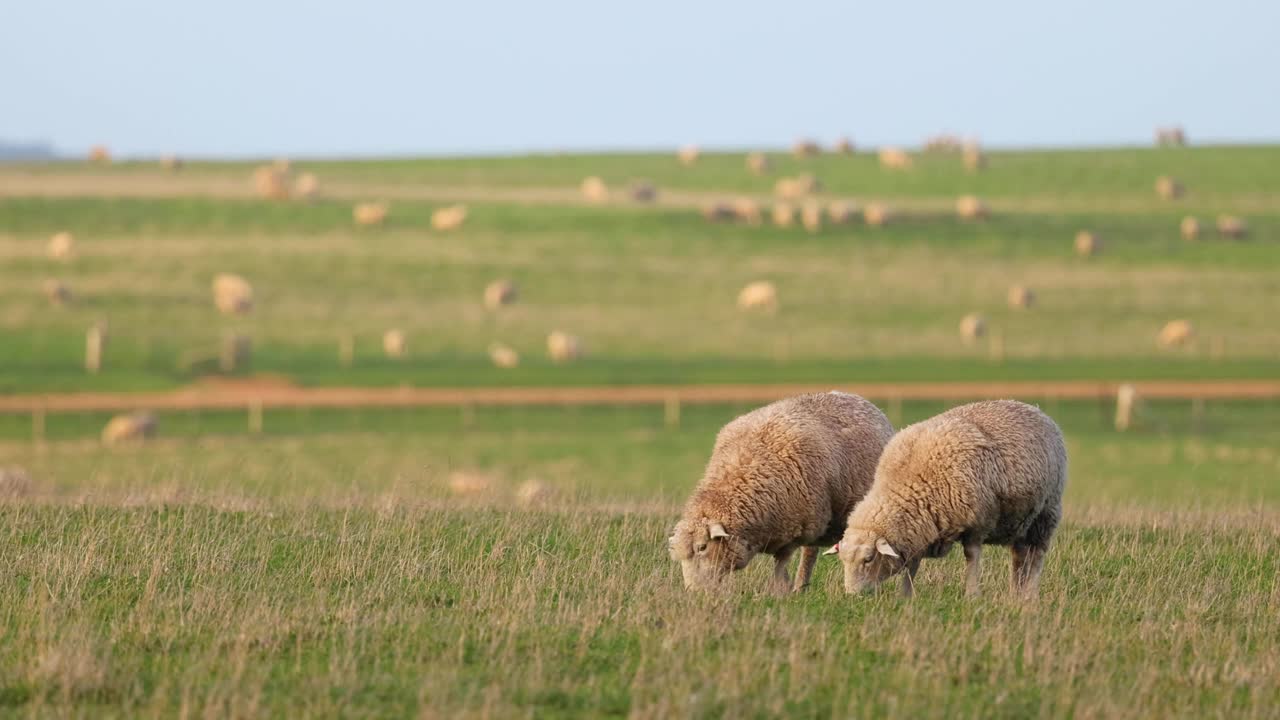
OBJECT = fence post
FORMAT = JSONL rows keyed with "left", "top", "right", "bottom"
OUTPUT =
{"left": 85, "top": 323, "right": 107, "bottom": 374}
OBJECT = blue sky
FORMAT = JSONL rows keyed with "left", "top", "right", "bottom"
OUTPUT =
{"left": 3, "top": 0, "right": 1277, "bottom": 158}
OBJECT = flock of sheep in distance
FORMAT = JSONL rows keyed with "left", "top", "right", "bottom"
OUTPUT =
{"left": 669, "top": 392, "right": 1065, "bottom": 598}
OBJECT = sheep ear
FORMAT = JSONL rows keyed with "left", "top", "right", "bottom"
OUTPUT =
{"left": 708, "top": 522, "right": 729, "bottom": 539}
{"left": 876, "top": 538, "right": 899, "bottom": 558}
{"left": 822, "top": 543, "right": 840, "bottom": 556}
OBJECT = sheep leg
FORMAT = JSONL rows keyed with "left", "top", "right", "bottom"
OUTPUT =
{"left": 963, "top": 543, "right": 983, "bottom": 598}
{"left": 792, "top": 546, "right": 819, "bottom": 593}
{"left": 1011, "top": 545, "right": 1046, "bottom": 600}
{"left": 770, "top": 546, "right": 797, "bottom": 595}
{"left": 900, "top": 558, "right": 922, "bottom": 598}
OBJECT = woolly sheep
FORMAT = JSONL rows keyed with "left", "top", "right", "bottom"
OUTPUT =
{"left": 88, "top": 145, "right": 112, "bottom": 164}
{"left": 630, "top": 181, "right": 657, "bottom": 203}
{"left": 1155, "top": 175, "right": 1184, "bottom": 200}
{"left": 1074, "top": 230, "right": 1101, "bottom": 257}
{"left": 746, "top": 152, "right": 771, "bottom": 175}
{"left": 833, "top": 137, "right": 855, "bottom": 155}
{"left": 834, "top": 400, "right": 1066, "bottom": 599}
{"left": 1180, "top": 216, "right": 1201, "bottom": 241}
{"left": 547, "top": 331, "right": 583, "bottom": 363}
{"left": 1217, "top": 215, "right": 1247, "bottom": 239}
{"left": 293, "top": 173, "right": 320, "bottom": 200}
{"left": 489, "top": 343, "right": 520, "bottom": 369}
{"left": 772, "top": 202, "right": 796, "bottom": 228}
{"left": 737, "top": 281, "right": 778, "bottom": 312}
{"left": 878, "top": 147, "right": 912, "bottom": 170}
{"left": 48, "top": 232, "right": 75, "bottom": 261}
{"left": 483, "top": 279, "right": 518, "bottom": 310}
{"left": 448, "top": 470, "right": 493, "bottom": 496}
{"left": 353, "top": 201, "right": 389, "bottom": 226}
{"left": 959, "top": 313, "right": 987, "bottom": 343}
{"left": 1007, "top": 284, "right": 1035, "bottom": 310}
{"left": 774, "top": 174, "right": 822, "bottom": 200}
{"left": 1157, "top": 319, "right": 1194, "bottom": 348}
{"left": 252, "top": 165, "right": 291, "bottom": 200}
{"left": 732, "top": 198, "right": 763, "bottom": 226}
{"left": 212, "top": 273, "right": 253, "bottom": 315}
{"left": 44, "top": 279, "right": 72, "bottom": 307}
{"left": 669, "top": 392, "right": 894, "bottom": 593}
{"left": 792, "top": 139, "right": 821, "bottom": 158}
{"left": 955, "top": 195, "right": 989, "bottom": 220}
{"left": 102, "top": 411, "right": 157, "bottom": 446}
{"left": 580, "top": 176, "right": 609, "bottom": 203}
{"left": 677, "top": 145, "right": 700, "bottom": 166}
{"left": 827, "top": 201, "right": 857, "bottom": 225}
{"left": 863, "top": 202, "right": 892, "bottom": 227}
{"left": 800, "top": 200, "right": 823, "bottom": 233}
{"left": 923, "top": 134, "right": 963, "bottom": 153}
{"left": 1155, "top": 127, "right": 1186, "bottom": 146}
{"left": 431, "top": 204, "right": 468, "bottom": 231}
{"left": 383, "top": 329, "right": 407, "bottom": 358}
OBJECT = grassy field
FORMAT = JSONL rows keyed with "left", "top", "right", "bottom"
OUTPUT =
{"left": 2, "top": 147, "right": 1279, "bottom": 393}
{"left": 2, "top": 398, "right": 1279, "bottom": 717}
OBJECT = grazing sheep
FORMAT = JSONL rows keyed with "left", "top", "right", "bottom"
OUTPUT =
{"left": 102, "top": 412, "right": 157, "bottom": 446}
{"left": 774, "top": 174, "right": 822, "bottom": 200}
{"left": 827, "top": 201, "right": 857, "bottom": 225}
{"left": 878, "top": 147, "right": 912, "bottom": 170}
{"left": 737, "top": 281, "right": 778, "bottom": 312}
{"left": 43, "top": 279, "right": 72, "bottom": 307}
{"left": 48, "top": 232, "right": 75, "bottom": 261}
{"left": 88, "top": 145, "right": 112, "bottom": 164}
{"left": 630, "top": 181, "right": 657, "bottom": 203}
{"left": 1074, "top": 230, "right": 1101, "bottom": 257}
{"left": 383, "top": 329, "right": 407, "bottom": 358}
{"left": 732, "top": 198, "right": 763, "bottom": 226}
{"left": 483, "top": 280, "right": 518, "bottom": 310}
{"left": 1217, "top": 215, "right": 1247, "bottom": 239}
{"left": 0, "top": 467, "right": 32, "bottom": 499}
{"left": 489, "top": 343, "right": 520, "bottom": 369}
{"left": 746, "top": 152, "right": 771, "bottom": 175}
{"left": 431, "top": 204, "right": 468, "bottom": 231}
{"left": 955, "top": 195, "right": 989, "bottom": 220}
{"left": 1157, "top": 319, "right": 1194, "bottom": 348}
{"left": 863, "top": 202, "right": 892, "bottom": 227}
{"left": 1007, "top": 284, "right": 1035, "bottom": 310}
{"left": 293, "top": 173, "right": 320, "bottom": 200}
{"left": 252, "top": 165, "right": 291, "bottom": 200}
{"left": 353, "top": 201, "right": 389, "bottom": 226}
{"left": 772, "top": 202, "right": 796, "bottom": 228}
{"left": 515, "top": 479, "right": 556, "bottom": 507}
{"left": 833, "top": 137, "right": 855, "bottom": 155}
{"left": 834, "top": 400, "right": 1066, "bottom": 599}
{"left": 962, "top": 143, "right": 986, "bottom": 172}
{"left": 678, "top": 145, "right": 700, "bottom": 166}
{"left": 212, "top": 273, "right": 253, "bottom": 315}
{"left": 1180, "top": 216, "right": 1201, "bottom": 241}
{"left": 1155, "top": 175, "right": 1184, "bottom": 200}
{"left": 669, "top": 392, "right": 895, "bottom": 593}
{"left": 580, "top": 176, "right": 609, "bottom": 203}
{"left": 959, "top": 313, "right": 987, "bottom": 343}
{"left": 1155, "top": 127, "right": 1187, "bottom": 147}
{"left": 448, "top": 471, "right": 493, "bottom": 497}
{"left": 923, "top": 134, "right": 963, "bottom": 152}
{"left": 792, "top": 139, "right": 822, "bottom": 158}
{"left": 801, "top": 200, "right": 823, "bottom": 233}
{"left": 547, "top": 331, "right": 583, "bottom": 363}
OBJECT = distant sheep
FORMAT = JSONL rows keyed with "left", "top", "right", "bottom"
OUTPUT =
{"left": 580, "top": 176, "right": 609, "bottom": 203}
{"left": 1180, "top": 216, "right": 1201, "bottom": 241}
{"left": 1155, "top": 127, "right": 1187, "bottom": 147}
{"left": 483, "top": 279, "right": 518, "bottom": 310}
{"left": 801, "top": 200, "right": 823, "bottom": 233}
{"left": 630, "top": 181, "right": 657, "bottom": 203}
{"left": 1155, "top": 175, "right": 1184, "bottom": 200}
{"left": 88, "top": 146, "right": 112, "bottom": 164}
{"left": 863, "top": 202, "right": 892, "bottom": 227}
{"left": 159, "top": 155, "right": 184, "bottom": 172}
{"left": 878, "top": 147, "right": 912, "bottom": 170}
{"left": 772, "top": 202, "right": 796, "bottom": 228}
{"left": 1007, "top": 284, "right": 1035, "bottom": 309}
{"left": 702, "top": 202, "right": 738, "bottom": 223}
{"left": 677, "top": 145, "right": 700, "bottom": 166}
{"left": 48, "top": 232, "right": 75, "bottom": 261}
{"left": 1074, "top": 230, "right": 1101, "bottom": 257}
{"left": 212, "top": 273, "right": 253, "bottom": 315}
{"left": 746, "top": 152, "right": 772, "bottom": 175}
{"left": 252, "top": 165, "right": 291, "bottom": 200}
{"left": 962, "top": 143, "right": 986, "bottom": 172}
{"left": 353, "top": 201, "right": 389, "bottom": 226}
{"left": 669, "top": 392, "right": 894, "bottom": 593}
{"left": 774, "top": 174, "right": 822, "bottom": 200}
{"left": 792, "top": 139, "right": 822, "bottom": 158}
{"left": 955, "top": 195, "right": 989, "bottom": 220}
{"left": 827, "top": 201, "right": 857, "bottom": 225}
{"left": 489, "top": 343, "right": 520, "bottom": 369}
{"left": 833, "top": 137, "right": 855, "bottom": 155}
{"left": 959, "top": 313, "right": 987, "bottom": 343}
{"left": 448, "top": 471, "right": 493, "bottom": 496}
{"left": 547, "top": 331, "right": 583, "bottom": 363}
{"left": 431, "top": 204, "right": 468, "bottom": 231}
{"left": 1157, "top": 319, "right": 1194, "bottom": 348}
{"left": 923, "top": 134, "right": 963, "bottom": 153}
{"left": 1217, "top": 215, "right": 1247, "bottom": 239}
{"left": 383, "top": 329, "right": 407, "bottom": 358}
{"left": 293, "top": 173, "right": 320, "bottom": 200}
{"left": 44, "top": 279, "right": 72, "bottom": 306}
{"left": 737, "top": 281, "right": 778, "bottom": 312}
{"left": 835, "top": 400, "right": 1066, "bottom": 599}
{"left": 102, "top": 411, "right": 157, "bottom": 446}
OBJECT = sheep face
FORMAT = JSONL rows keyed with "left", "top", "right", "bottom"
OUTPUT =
{"left": 837, "top": 530, "right": 905, "bottom": 594}
{"left": 668, "top": 520, "right": 750, "bottom": 589}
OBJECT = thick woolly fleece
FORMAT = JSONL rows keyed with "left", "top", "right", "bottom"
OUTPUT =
{"left": 845, "top": 400, "right": 1067, "bottom": 560}
{"left": 670, "top": 392, "right": 894, "bottom": 588}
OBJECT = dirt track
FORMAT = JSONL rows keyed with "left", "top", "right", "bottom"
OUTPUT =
{"left": 3, "top": 380, "right": 1279, "bottom": 414}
